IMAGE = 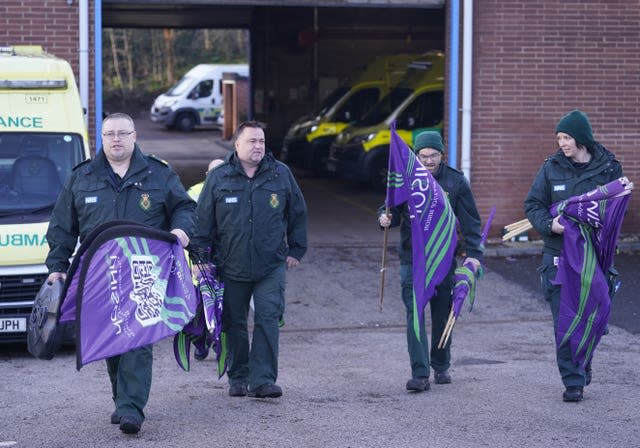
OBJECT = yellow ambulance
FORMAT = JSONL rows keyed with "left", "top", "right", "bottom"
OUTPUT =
{"left": 326, "top": 51, "right": 444, "bottom": 190}
{"left": 280, "top": 53, "right": 421, "bottom": 175}
{"left": 0, "top": 46, "right": 89, "bottom": 342}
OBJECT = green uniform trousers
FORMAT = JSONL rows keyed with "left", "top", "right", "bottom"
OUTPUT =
{"left": 106, "top": 344, "right": 153, "bottom": 421}
{"left": 223, "top": 264, "right": 285, "bottom": 391}
{"left": 539, "top": 253, "right": 587, "bottom": 387}
{"left": 400, "top": 263, "right": 454, "bottom": 379}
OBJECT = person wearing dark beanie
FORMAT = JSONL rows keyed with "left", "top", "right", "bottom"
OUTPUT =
{"left": 413, "top": 131, "right": 445, "bottom": 154}
{"left": 554, "top": 109, "right": 596, "bottom": 150}
{"left": 525, "top": 110, "right": 626, "bottom": 403}
{"left": 377, "top": 129, "right": 483, "bottom": 393}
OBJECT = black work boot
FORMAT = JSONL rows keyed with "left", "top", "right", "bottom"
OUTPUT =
{"left": 248, "top": 383, "right": 283, "bottom": 398}
{"left": 228, "top": 383, "right": 248, "bottom": 397}
{"left": 562, "top": 386, "right": 584, "bottom": 402}
{"left": 406, "top": 377, "right": 430, "bottom": 392}
{"left": 434, "top": 370, "right": 452, "bottom": 384}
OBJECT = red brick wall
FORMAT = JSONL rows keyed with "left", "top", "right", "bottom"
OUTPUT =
{"left": 471, "top": 0, "right": 640, "bottom": 236}
{"left": 0, "top": 0, "right": 96, "bottom": 151}
{"left": 0, "top": 0, "right": 80, "bottom": 69}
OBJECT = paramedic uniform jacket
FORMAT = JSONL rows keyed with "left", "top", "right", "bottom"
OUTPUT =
{"left": 191, "top": 152, "right": 307, "bottom": 281}
{"left": 46, "top": 145, "right": 196, "bottom": 273}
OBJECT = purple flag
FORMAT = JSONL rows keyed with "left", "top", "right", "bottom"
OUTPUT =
{"left": 58, "top": 221, "right": 197, "bottom": 370}
{"left": 550, "top": 177, "right": 632, "bottom": 367}
{"left": 449, "top": 206, "right": 493, "bottom": 319}
{"left": 386, "top": 122, "right": 457, "bottom": 339}
{"left": 451, "top": 262, "right": 478, "bottom": 318}
{"left": 173, "top": 262, "right": 228, "bottom": 378}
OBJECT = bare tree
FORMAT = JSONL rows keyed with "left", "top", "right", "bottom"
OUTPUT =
{"left": 108, "top": 29, "right": 125, "bottom": 97}
{"left": 123, "top": 30, "right": 134, "bottom": 90}
{"left": 203, "top": 29, "right": 211, "bottom": 50}
{"left": 151, "top": 29, "right": 162, "bottom": 83}
{"left": 163, "top": 28, "right": 176, "bottom": 84}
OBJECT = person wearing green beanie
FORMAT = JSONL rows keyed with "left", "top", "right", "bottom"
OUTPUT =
{"left": 525, "top": 110, "right": 625, "bottom": 403}
{"left": 554, "top": 109, "right": 596, "bottom": 150}
{"left": 377, "top": 129, "right": 483, "bottom": 392}
{"left": 413, "top": 131, "right": 444, "bottom": 154}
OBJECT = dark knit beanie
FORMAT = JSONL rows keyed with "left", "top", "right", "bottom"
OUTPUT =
{"left": 413, "top": 131, "right": 444, "bottom": 153}
{"left": 555, "top": 109, "right": 596, "bottom": 149}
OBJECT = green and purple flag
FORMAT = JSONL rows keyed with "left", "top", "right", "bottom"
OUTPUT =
{"left": 173, "top": 262, "right": 227, "bottom": 378}
{"left": 551, "top": 177, "right": 632, "bottom": 367}
{"left": 386, "top": 122, "right": 457, "bottom": 340}
{"left": 59, "top": 221, "right": 198, "bottom": 370}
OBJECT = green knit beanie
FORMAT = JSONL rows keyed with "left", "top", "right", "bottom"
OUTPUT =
{"left": 555, "top": 109, "right": 595, "bottom": 149}
{"left": 413, "top": 131, "right": 444, "bottom": 153}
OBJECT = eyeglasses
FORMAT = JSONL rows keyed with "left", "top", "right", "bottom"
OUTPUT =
{"left": 418, "top": 152, "right": 441, "bottom": 161}
{"left": 102, "top": 130, "right": 135, "bottom": 140}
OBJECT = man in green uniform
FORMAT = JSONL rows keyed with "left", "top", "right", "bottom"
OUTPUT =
{"left": 378, "top": 131, "right": 483, "bottom": 392}
{"left": 191, "top": 120, "right": 307, "bottom": 399}
{"left": 46, "top": 112, "right": 196, "bottom": 434}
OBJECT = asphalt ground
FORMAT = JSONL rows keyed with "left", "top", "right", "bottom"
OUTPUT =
{"left": 1, "top": 118, "right": 638, "bottom": 447}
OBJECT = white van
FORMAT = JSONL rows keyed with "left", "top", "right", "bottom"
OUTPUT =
{"left": 150, "top": 63, "right": 248, "bottom": 132}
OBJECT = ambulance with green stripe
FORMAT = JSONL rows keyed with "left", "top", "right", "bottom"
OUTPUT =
{"left": 280, "top": 53, "right": 422, "bottom": 175}
{"left": 0, "top": 46, "right": 89, "bottom": 342}
{"left": 326, "top": 51, "right": 444, "bottom": 190}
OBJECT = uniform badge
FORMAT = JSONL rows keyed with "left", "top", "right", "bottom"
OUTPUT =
{"left": 269, "top": 193, "right": 279, "bottom": 209}
{"left": 140, "top": 193, "right": 151, "bottom": 211}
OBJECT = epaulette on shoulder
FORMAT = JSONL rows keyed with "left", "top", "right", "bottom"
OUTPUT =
{"left": 72, "top": 158, "right": 91, "bottom": 171}
{"left": 148, "top": 154, "right": 169, "bottom": 166}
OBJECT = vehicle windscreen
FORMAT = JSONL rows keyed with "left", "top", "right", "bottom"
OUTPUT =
{"left": 315, "top": 86, "right": 350, "bottom": 117}
{"left": 330, "top": 87, "right": 382, "bottom": 124}
{"left": 165, "top": 76, "right": 196, "bottom": 97}
{"left": 0, "top": 133, "right": 85, "bottom": 222}
{"left": 355, "top": 87, "right": 412, "bottom": 127}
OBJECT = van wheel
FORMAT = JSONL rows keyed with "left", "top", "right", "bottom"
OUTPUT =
{"left": 176, "top": 113, "right": 196, "bottom": 132}
{"left": 369, "top": 154, "right": 389, "bottom": 191}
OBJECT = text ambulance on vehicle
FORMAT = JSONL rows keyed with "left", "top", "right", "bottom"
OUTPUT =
{"left": 280, "top": 54, "right": 421, "bottom": 175}
{"left": 0, "top": 46, "right": 90, "bottom": 342}
{"left": 326, "top": 51, "right": 444, "bottom": 190}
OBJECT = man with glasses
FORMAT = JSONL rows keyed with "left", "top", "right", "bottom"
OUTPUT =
{"left": 378, "top": 131, "right": 483, "bottom": 393}
{"left": 45, "top": 112, "right": 196, "bottom": 434}
{"left": 191, "top": 120, "right": 307, "bottom": 399}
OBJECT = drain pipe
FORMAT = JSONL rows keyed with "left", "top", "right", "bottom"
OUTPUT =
{"left": 460, "top": 0, "right": 473, "bottom": 180}
{"left": 94, "top": 0, "right": 103, "bottom": 152}
{"left": 79, "top": 0, "right": 89, "bottom": 129}
{"left": 447, "top": 0, "right": 460, "bottom": 169}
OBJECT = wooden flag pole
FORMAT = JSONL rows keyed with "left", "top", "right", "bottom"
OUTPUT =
{"left": 504, "top": 218, "right": 530, "bottom": 232}
{"left": 438, "top": 310, "right": 455, "bottom": 349}
{"left": 379, "top": 207, "right": 390, "bottom": 312}
{"left": 501, "top": 220, "right": 533, "bottom": 242}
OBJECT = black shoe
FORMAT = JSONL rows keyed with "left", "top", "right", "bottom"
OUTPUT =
{"left": 406, "top": 377, "right": 430, "bottom": 392}
{"left": 119, "top": 415, "right": 141, "bottom": 434}
{"left": 562, "top": 386, "right": 584, "bottom": 402}
{"left": 228, "top": 383, "right": 248, "bottom": 397}
{"left": 248, "top": 383, "right": 283, "bottom": 398}
{"left": 110, "top": 411, "right": 120, "bottom": 425}
{"left": 434, "top": 370, "right": 452, "bottom": 384}
{"left": 194, "top": 348, "right": 208, "bottom": 361}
